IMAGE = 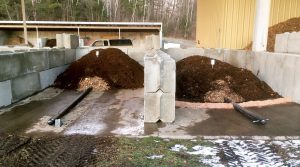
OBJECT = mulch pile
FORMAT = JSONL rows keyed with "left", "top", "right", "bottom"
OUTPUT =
{"left": 54, "top": 48, "right": 144, "bottom": 90}
{"left": 176, "top": 56, "right": 280, "bottom": 103}
{"left": 245, "top": 17, "right": 300, "bottom": 52}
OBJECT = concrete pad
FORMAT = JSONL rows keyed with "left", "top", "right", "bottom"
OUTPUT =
{"left": 64, "top": 49, "right": 76, "bottom": 64}
{"left": 287, "top": 32, "right": 300, "bottom": 54}
{"left": 48, "top": 49, "right": 65, "bottom": 68}
{"left": 144, "top": 53, "right": 161, "bottom": 93}
{"left": 144, "top": 91, "right": 162, "bottom": 123}
{"left": 274, "top": 33, "right": 289, "bottom": 53}
{"left": 39, "top": 65, "right": 69, "bottom": 89}
{"left": 0, "top": 52, "right": 23, "bottom": 82}
{"left": 11, "top": 73, "right": 41, "bottom": 102}
{"left": 160, "top": 93, "right": 175, "bottom": 123}
{"left": 0, "top": 80, "right": 12, "bottom": 107}
{"left": 2, "top": 88, "right": 300, "bottom": 138}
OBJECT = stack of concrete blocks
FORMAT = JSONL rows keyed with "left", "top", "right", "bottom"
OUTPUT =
{"left": 144, "top": 50, "right": 176, "bottom": 123}
{"left": 275, "top": 32, "right": 300, "bottom": 54}
{"left": 56, "top": 33, "right": 79, "bottom": 49}
{"left": 0, "top": 49, "right": 76, "bottom": 107}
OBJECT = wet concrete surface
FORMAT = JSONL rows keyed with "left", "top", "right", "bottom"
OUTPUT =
{"left": 0, "top": 89, "right": 80, "bottom": 135}
{"left": 187, "top": 103, "right": 300, "bottom": 137}
{"left": 1, "top": 88, "right": 300, "bottom": 138}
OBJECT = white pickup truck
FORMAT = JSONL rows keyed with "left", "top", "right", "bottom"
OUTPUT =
{"left": 91, "top": 39, "right": 133, "bottom": 47}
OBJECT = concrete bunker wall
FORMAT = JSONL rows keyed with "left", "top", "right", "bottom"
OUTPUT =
{"left": 164, "top": 48, "right": 300, "bottom": 103}
{"left": 0, "top": 49, "right": 76, "bottom": 107}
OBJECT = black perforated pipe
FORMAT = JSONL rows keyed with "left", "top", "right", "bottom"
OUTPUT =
{"left": 224, "top": 98, "right": 269, "bottom": 125}
{"left": 48, "top": 87, "right": 93, "bottom": 125}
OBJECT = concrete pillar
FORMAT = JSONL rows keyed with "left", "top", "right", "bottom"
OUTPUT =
{"left": 144, "top": 50, "right": 176, "bottom": 123}
{"left": 252, "top": 0, "right": 271, "bottom": 52}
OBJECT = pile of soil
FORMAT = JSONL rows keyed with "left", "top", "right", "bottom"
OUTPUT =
{"left": 54, "top": 48, "right": 144, "bottom": 90}
{"left": 176, "top": 56, "right": 280, "bottom": 103}
{"left": 245, "top": 17, "right": 300, "bottom": 52}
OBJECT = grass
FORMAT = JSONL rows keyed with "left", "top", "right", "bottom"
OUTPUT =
{"left": 97, "top": 136, "right": 214, "bottom": 167}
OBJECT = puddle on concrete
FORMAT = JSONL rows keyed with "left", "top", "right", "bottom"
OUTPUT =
{"left": 187, "top": 103, "right": 300, "bottom": 136}
{"left": 0, "top": 89, "right": 80, "bottom": 135}
{"left": 2, "top": 87, "right": 300, "bottom": 138}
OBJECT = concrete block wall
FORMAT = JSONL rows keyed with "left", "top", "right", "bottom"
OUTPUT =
{"left": 56, "top": 33, "right": 79, "bottom": 49}
{"left": 165, "top": 48, "right": 300, "bottom": 103}
{"left": 76, "top": 47, "right": 146, "bottom": 66}
{"left": 0, "top": 49, "right": 75, "bottom": 107}
{"left": 144, "top": 50, "right": 176, "bottom": 123}
{"left": 275, "top": 32, "right": 300, "bottom": 54}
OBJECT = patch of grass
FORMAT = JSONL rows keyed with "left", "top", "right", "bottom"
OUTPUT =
{"left": 103, "top": 137, "right": 213, "bottom": 167}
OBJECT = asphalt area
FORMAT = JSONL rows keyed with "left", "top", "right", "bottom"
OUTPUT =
{"left": 0, "top": 87, "right": 300, "bottom": 166}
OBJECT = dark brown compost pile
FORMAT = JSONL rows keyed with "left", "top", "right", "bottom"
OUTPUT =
{"left": 176, "top": 56, "right": 280, "bottom": 103}
{"left": 54, "top": 48, "right": 144, "bottom": 90}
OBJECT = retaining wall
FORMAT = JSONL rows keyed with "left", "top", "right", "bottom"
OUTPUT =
{"left": 76, "top": 47, "right": 146, "bottom": 66}
{"left": 275, "top": 32, "right": 300, "bottom": 54}
{"left": 164, "top": 48, "right": 300, "bottom": 103}
{"left": 0, "top": 49, "right": 75, "bottom": 107}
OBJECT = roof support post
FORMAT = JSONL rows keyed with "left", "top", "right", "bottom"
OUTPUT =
{"left": 21, "top": 0, "right": 28, "bottom": 45}
{"left": 252, "top": 0, "right": 271, "bottom": 52}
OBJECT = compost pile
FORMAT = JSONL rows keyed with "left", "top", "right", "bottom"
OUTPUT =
{"left": 54, "top": 48, "right": 144, "bottom": 90}
{"left": 245, "top": 17, "right": 300, "bottom": 52}
{"left": 176, "top": 56, "right": 280, "bottom": 103}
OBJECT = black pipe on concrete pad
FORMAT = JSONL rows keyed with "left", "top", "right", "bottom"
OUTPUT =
{"left": 224, "top": 98, "right": 269, "bottom": 125}
{"left": 48, "top": 87, "right": 93, "bottom": 125}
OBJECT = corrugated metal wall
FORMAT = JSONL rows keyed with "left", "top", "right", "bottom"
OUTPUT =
{"left": 269, "top": 0, "right": 300, "bottom": 26}
{"left": 196, "top": 0, "right": 300, "bottom": 49}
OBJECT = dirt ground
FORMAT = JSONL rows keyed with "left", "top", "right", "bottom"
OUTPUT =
{"left": 54, "top": 48, "right": 144, "bottom": 90}
{"left": 1, "top": 134, "right": 299, "bottom": 167}
{"left": 176, "top": 56, "right": 280, "bottom": 103}
{"left": 245, "top": 17, "right": 300, "bottom": 52}
{"left": 0, "top": 134, "right": 117, "bottom": 167}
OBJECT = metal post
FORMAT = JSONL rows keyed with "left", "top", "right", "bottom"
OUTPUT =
{"left": 119, "top": 28, "right": 121, "bottom": 39}
{"left": 36, "top": 26, "right": 39, "bottom": 47}
{"left": 21, "top": 0, "right": 28, "bottom": 45}
{"left": 252, "top": 0, "right": 271, "bottom": 51}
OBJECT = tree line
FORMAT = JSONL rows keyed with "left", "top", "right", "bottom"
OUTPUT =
{"left": 0, "top": 0, "right": 196, "bottom": 39}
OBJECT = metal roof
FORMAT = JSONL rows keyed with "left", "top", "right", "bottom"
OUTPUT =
{"left": 0, "top": 21, "right": 162, "bottom": 30}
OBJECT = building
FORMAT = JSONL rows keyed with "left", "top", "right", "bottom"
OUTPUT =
{"left": 196, "top": 0, "right": 300, "bottom": 49}
{"left": 0, "top": 21, "right": 162, "bottom": 49}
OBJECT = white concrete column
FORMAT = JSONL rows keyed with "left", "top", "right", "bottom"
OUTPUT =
{"left": 252, "top": 0, "right": 271, "bottom": 51}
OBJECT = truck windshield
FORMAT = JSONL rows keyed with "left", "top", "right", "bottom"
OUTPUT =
{"left": 109, "top": 39, "right": 133, "bottom": 46}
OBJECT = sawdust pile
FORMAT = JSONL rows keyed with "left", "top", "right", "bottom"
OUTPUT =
{"left": 54, "top": 48, "right": 144, "bottom": 90}
{"left": 245, "top": 17, "right": 300, "bottom": 52}
{"left": 78, "top": 77, "right": 110, "bottom": 91}
{"left": 176, "top": 56, "right": 280, "bottom": 103}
